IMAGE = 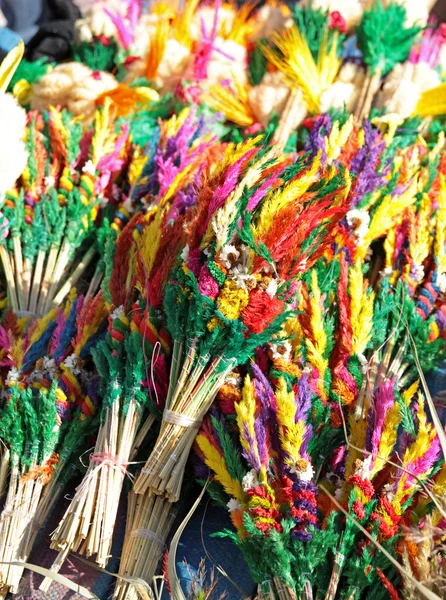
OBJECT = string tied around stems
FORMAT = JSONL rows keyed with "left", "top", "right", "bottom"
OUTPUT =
{"left": 129, "top": 528, "right": 165, "bottom": 549}
{"left": 89, "top": 452, "right": 137, "bottom": 484}
{"left": 0, "top": 508, "right": 24, "bottom": 520}
{"left": 162, "top": 409, "right": 201, "bottom": 429}
{"left": 89, "top": 452, "right": 130, "bottom": 474}
{"left": 140, "top": 410, "right": 202, "bottom": 475}
{"left": 73, "top": 452, "right": 138, "bottom": 498}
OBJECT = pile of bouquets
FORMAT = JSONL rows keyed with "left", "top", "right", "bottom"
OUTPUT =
{"left": 0, "top": 2, "right": 446, "bottom": 600}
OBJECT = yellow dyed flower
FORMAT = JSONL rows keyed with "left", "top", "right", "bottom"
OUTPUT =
{"left": 217, "top": 279, "right": 250, "bottom": 320}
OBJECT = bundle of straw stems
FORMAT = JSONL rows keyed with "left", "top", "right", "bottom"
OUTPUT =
{"left": 135, "top": 341, "right": 236, "bottom": 502}
{"left": 40, "top": 401, "right": 155, "bottom": 591}
{"left": 255, "top": 565, "right": 354, "bottom": 600}
{"left": 255, "top": 578, "right": 297, "bottom": 600}
{"left": 0, "top": 446, "right": 9, "bottom": 500}
{"left": 0, "top": 445, "right": 58, "bottom": 596}
{"left": 272, "top": 89, "right": 305, "bottom": 148}
{"left": 114, "top": 491, "right": 176, "bottom": 600}
{"left": 353, "top": 68, "right": 382, "bottom": 123}
{"left": 0, "top": 233, "right": 96, "bottom": 317}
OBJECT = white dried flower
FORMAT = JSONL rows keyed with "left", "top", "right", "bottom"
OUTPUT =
{"left": 74, "top": 0, "right": 124, "bottom": 43}
{"left": 82, "top": 160, "right": 96, "bottom": 176}
{"left": 181, "top": 245, "right": 190, "bottom": 262}
{"left": 265, "top": 278, "right": 278, "bottom": 299}
{"left": 155, "top": 39, "right": 191, "bottom": 93}
{"left": 122, "top": 196, "right": 135, "bottom": 213}
{"left": 42, "top": 356, "right": 56, "bottom": 377}
{"left": 269, "top": 340, "right": 292, "bottom": 362}
{"left": 227, "top": 498, "right": 242, "bottom": 512}
{"left": 410, "top": 264, "right": 425, "bottom": 283}
{"left": 189, "top": 5, "right": 236, "bottom": 41}
{"left": 250, "top": 4, "right": 292, "bottom": 41}
{"left": 354, "top": 455, "right": 372, "bottom": 479}
{"left": 44, "top": 175, "right": 56, "bottom": 188}
{"left": 220, "top": 245, "right": 240, "bottom": 269}
{"left": 98, "top": 193, "right": 108, "bottom": 209}
{"left": 5, "top": 367, "right": 20, "bottom": 387}
{"left": 64, "top": 353, "right": 81, "bottom": 375}
{"left": 437, "top": 272, "right": 446, "bottom": 293}
{"left": 346, "top": 208, "right": 370, "bottom": 243}
{"left": 205, "top": 38, "right": 248, "bottom": 87}
{"left": 290, "top": 459, "right": 315, "bottom": 482}
{"left": 248, "top": 71, "right": 293, "bottom": 127}
{"left": 338, "top": 63, "right": 362, "bottom": 84}
{"left": 230, "top": 264, "right": 257, "bottom": 291}
{"left": 382, "top": 483, "right": 395, "bottom": 501}
{"left": 300, "top": 0, "right": 365, "bottom": 29}
{"left": 228, "top": 245, "right": 256, "bottom": 290}
{"left": 376, "top": 62, "right": 440, "bottom": 118}
{"left": 242, "top": 469, "right": 260, "bottom": 492}
{"left": 111, "top": 305, "right": 125, "bottom": 321}
{"left": 225, "top": 372, "right": 242, "bottom": 387}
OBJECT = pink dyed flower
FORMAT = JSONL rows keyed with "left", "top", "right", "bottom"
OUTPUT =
{"left": 245, "top": 123, "right": 263, "bottom": 136}
{"left": 198, "top": 265, "right": 219, "bottom": 299}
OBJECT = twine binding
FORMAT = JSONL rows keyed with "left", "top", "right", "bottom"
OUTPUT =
{"left": 130, "top": 528, "right": 165, "bottom": 549}
{"left": 162, "top": 409, "right": 201, "bottom": 429}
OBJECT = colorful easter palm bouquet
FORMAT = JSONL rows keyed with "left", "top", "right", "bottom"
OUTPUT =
{"left": 0, "top": 99, "right": 130, "bottom": 317}
{"left": 134, "top": 135, "right": 350, "bottom": 503}
{"left": 0, "top": 290, "right": 107, "bottom": 597}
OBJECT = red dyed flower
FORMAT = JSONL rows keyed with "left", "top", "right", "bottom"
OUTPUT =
{"left": 248, "top": 485, "right": 268, "bottom": 498}
{"left": 348, "top": 475, "right": 375, "bottom": 499}
{"left": 370, "top": 498, "right": 401, "bottom": 540}
{"left": 290, "top": 507, "right": 318, "bottom": 524}
{"left": 275, "top": 477, "right": 294, "bottom": 505}
{"left": 352, "top": 499, "right": 365, "bottom": 520}
{"left": 97, "top": 34, "right": 111, "bottom": 46}
{"left": 124, "top": 55, "right": 140, "bottom": 67}
{"left": 329, "top": 11, "right": 347, "bottom": 34}
{"left": 302, "top": 117, "right": 316, "bottom": 131}
{"left": 370, "top": 513, "right": 399, "bottom": 539}
{"left": 242, "top": 288, "right": 283, "bottom": 334}
{"left": 294, "top": 489, "right": 318, "bottom": 508}
{"left": 255, "top": 521, "right": 283, "bottom": 534}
